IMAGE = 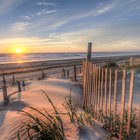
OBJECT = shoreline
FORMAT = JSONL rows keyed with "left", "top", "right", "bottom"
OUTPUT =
{"left": 0, "top": 54, "right": 140, "bottom": 75}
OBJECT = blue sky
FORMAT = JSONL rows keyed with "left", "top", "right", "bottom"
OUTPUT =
{"left": 0, "top": 0, "right": 140, "bottom": 53}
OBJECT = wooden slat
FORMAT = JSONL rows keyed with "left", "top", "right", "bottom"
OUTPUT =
{"left": 88, "top": 63, "right": 93, "bottom": 108}
{"left": 73, "top": 65, "right": 77, "bottom": 81}
{"left": 90, "top": 65, "right": 94, "bottom": 107}
{"left": 119, "top": 69, "right": 127, "bottom": 140}
{"left": 97, "top": 67, "right": 101, "bottom": 120}
{"left": 86, "top": 61, "right": 91, "bottom": 108}
{"left": 98, "top": 67, "right": 101, "bottom": 109}
{"left": 95, "top": 67, "right": 98, "bottom": 118}
{"left": 83, "top": 60, "right": 88, "bottom": 108}
{"left": 92, "top": 65, "right": 96, "bottom": 115}
{"left": 2, "top": 85, "right": 9, "bottom": 104}
{"left": 127, "top": 70, "right": 135, "bottom": 135}
{"left": 83, "top": 61, "right": 86, "bottom": 108}
{"left": 100, "top": 68, "right": 104, "bottom": 111}
{"left": 104, "top": 68, "right": 108, "bottom": 115}
{"left": 2, "top": 76, "right": 6, "bottom": 86}
{"left": 108, "top": 69, "right": 112, "bottom": 117}
{"left": 85, "top": 60, "right": 89, "bottom": 108}
{"left": 113, "top": 69, "right": 118, "bottom": 129}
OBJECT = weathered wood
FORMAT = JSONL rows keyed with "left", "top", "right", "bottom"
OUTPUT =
{"left": 62, "top": 69, "right": 65, "bottom": 77}
{"left": 12, "top": 75, "right": 16, "bottom": 84}
{"left": 100, "top": 68, "right": 104, "bottom": 110}
{"left": 82, "top": 61, "right": 137, "bottom": 138}
{"left": 2, "top": 76, "right": 6, "bottom": 86}
{"left": 67, "top": 70, "right": 69, "bottom": 78}
{"left": 97, "top": 67, "right": 101, "bottom": 120}
{"left": 22, "top": 81, "right": 25, "bottom": 87}
{"left": 17, "top": 81, "right": 21, "bottom": 92}
{"left": 104, "top": 68, "right": 108, "bottom": 115}
{"left": 73, "top": 65, "right": 77, "bottom": 81}
{"left": 91, "top": 65, "right": 94, "bottom": 107}
{"left": 127, "top": 70, "right": 135, "bottom": 135}
{"left": 83, "top": 61, "right": 88, "bottom": 108}
{"left": 108, "top": 69, "right": 112, "bottom": 117}
{"left": 41, "top": 71, "right": 45, "bottom": 79}
{"left": 113, "top": 69, "right": 118, "bottom": 129}
{"left": 87, "top": 62, "right": 92, "bottom": 108}
{"left": 92, "top": 65, "right": 96, "bottom": 111}
{"left": 83, "top": 61, "right": 86, "bottom": 108}
{"left": 93, "top": 66, "right": 99, "bottom": 117}
{"left": 89, "top": 63, "right": 93, "bottom": 107}
{"left": 87, "top": 42, "right": 92, "bottom": 61}
{"left": 2, "top": 85, "right": 9, "bottom": 104}
{"left": 119, "top": 69, "right": 127, "bottom": 140}
{"left": 136, "top": 106, "right": 140, "bottom": 140}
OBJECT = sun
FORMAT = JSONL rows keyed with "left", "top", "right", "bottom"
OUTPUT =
{"left": 16, "top": 48, "right": 23, "bottom": 54}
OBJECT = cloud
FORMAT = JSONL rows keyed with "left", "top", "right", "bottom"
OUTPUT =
{"left": 21, "top": 15, "right": 31, "bottom": 20}
{"left": 93, "top": 4, "right": 113, "bottom": 17}
{"left": 36, "top": 9, "right": 57, "bottom": 16}
{"left": 10, "top": 22, "right": 30, "bottom": 32}
{"left": 0, "top": 37, "right": 52, "bottom": 45}
{"left": 36, "top": 1, "right": 56, "bottom": 6}
{"left": 21, "top": 9, "right": 57, "bottom": 20}
{"left": 30, "top": 1, "right": 117, "bottom": 32}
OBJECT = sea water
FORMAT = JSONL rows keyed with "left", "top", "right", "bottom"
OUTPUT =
{"left": 0, "top": 52, "right": 140, "bottom": 64}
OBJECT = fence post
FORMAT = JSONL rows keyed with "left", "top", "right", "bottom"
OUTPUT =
{"left": 22, "top": 80, "right": 25, "bottom": 87}
{"left": 41, "top": 71, "right": 45, "bottom": 79}
{"left": 97, "top": 67, "right": 101, "bottom": 119}
{"left": 62, "top": 69, "right": 65, "bottom": 77}
{"left": 93, "top": 65, "right": 96, "bottom": 112}
{"left": 17, "top": 81, "right": 21, "bottom": 92}
{"left": 67, "top": 70, "right": 69, "bottom": 78}
{"left": 2, "top": 76, "right": 6, "bottom": 86}
{"left": 119, "top": 69, "right": 127, "bottom": 140}
{"left": 73, "top": 65, "right": 77, "bottom": 81}
{"left": 113, "top": 69, "right": 118, "bottom": 129}
{"left": 86, "top": 62, "right": 90, "bottom": 108}
{"left": 83, "top": 61, "right": 86, "bottom": 108}
{"left": 104, "top": 68, "right": 108, "bottom": 116}
{"left": 2, "top": 85, "right": 9, "bottom": 104}
{"left": 89, "top": 63, "right": 93, "bottom": 108}
{"left": 95, "top": 66, "right": 98, "bottom": 118}
{"left": 100, "top": 68, "right": 104, "bottom": 110}
{"left": 127, "top": 70, "right": 135, "bottom": 135}
{"left": 108, "top": 69, "right": 112, "bottom": 117}
{"left": 87, "top": 42, "right": 92, "bottom": 61}
{"left": 12, "top": 75, "right": 16, "bottom": 84}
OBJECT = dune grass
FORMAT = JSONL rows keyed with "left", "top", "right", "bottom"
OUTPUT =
{"left": 18, "top": 90, "right": 66, "bottom": 140}
{"left": 17, "top": 90, "right": 95, "bottom": 140}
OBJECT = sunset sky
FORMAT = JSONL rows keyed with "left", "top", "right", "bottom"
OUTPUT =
{"left": 0, "top": 0, "right": 140, "bottom": 53}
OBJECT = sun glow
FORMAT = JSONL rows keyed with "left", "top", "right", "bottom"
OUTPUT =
{"left": 16, "top": 48, "right": 23, "bottom": 54}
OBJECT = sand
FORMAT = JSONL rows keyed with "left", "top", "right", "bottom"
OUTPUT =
{"left": 1, "top": 56, "right": 139, "bottom": 140}
{"left": 0, "top": 76, "right": 108, "bottom": 140}
{"left": 0, "top": 78, "right": 81, "bottom": 139}
{"left": 1, "top": 54, "right": 140, "bottom": 75}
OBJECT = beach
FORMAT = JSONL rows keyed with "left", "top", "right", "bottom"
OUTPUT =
{"left": 0, "top": 54, "right": 140, "bottom": 140}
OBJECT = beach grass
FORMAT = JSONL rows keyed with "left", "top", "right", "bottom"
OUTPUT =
{"left": 18, "top": 90, "right": 66, "bottom": 140}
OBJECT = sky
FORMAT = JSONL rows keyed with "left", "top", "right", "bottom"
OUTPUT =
{"left": 0, "top": 0, "right": 140, "bottom": 53}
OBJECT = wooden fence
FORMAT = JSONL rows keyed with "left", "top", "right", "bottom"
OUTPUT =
{"left": 0, "top": 65, "right": 82, "bottom": 105}
{"left": 82, "top": 60, "right": 139, "bottom": 140}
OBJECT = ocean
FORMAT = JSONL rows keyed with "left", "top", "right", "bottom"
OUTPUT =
{"left": 0, "top": 52, "right": 140, "bottom": 64}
